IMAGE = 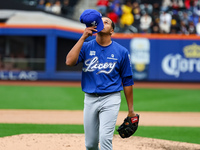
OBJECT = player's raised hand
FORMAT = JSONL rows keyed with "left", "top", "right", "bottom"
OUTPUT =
{"left": 66, "top": 26, "right": 97, "bottom": 66}
{"left": 81, "top": 26, "right": 97, "bottom": 40}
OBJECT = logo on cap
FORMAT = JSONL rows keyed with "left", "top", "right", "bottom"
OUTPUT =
{"left": 91, "top": 21, "right": 97, "bottom": 26}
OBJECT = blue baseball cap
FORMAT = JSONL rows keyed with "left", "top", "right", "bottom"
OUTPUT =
{"left": 80, "top": 9, "right": 104, "bottom": 33}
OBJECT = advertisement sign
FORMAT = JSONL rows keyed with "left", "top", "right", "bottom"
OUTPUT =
{"left": 0, "top": 71, "right": 38, "bottom": 80}
{"left": 159, "top": 42, "right": 200, "bottom": 81}
{"left": 130, "top": 38, "right": 150, "bottom": 80}
{"left": 1, "top": 25, "right": 200, "bottom": 81}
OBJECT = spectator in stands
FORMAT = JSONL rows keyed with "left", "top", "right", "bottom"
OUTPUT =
{"left": 180, "top": 11, "right": 190, "bottom": 26}
{"left": 188, "top": 21, "right": 196, "bottom": 34}
{"left": 188, "top": 13, "right": 199, "bottom": 25}
{"left": 140, "top": 0, "right": 153, "bottom": 15}
{"left": 170, "top": 17, "right": 180, "bottom": 34}
{"left": 196, "top": 17, "right": 200, "bottom": 34}
{"left": 120, "top": 0, "right": 134, "bottom": 28}
{"left": 132, "top": 5, "right": 141, "bottom": 32}
{"left": 132, "top": 1, "right": 140, "bottom": 15}
{"left": 159, "top": 11, "right": 172, "bottom": 33}
{"left": 109, "top": 0, "right": 122, "bottom": 18}
{"left": 193, "top": 1, "right": 200, "bottom": 16}
{"left": 107, "top": 8, "right": 119, "bottom": 23}
{"left": 184, "top": 0, "right": 191, "bottom": 9}
{"left": 170, "top": 0, "right": 184, "bottom": 12}
{"left": 52, "top": 0, "right": 61, "bottom": 15}
{"left": 179, "top": 20, "right": 189, "bottom": 34}
{"left": 184, "top": 0, "right": 197, "bottom": 12}
{"left": 170, "top": 27, "right": 178, "bottom": 34}
{"left": 61, "top": 0, "right": 72, "bottom": 17}
{"left": 152, "top": 0, "right": 161, "bottom": 14}
{"left": 151, "top": 22, "right": 160, "bottom": 33}
{"left": 106, "top": 5, "right": 121, "bottom": 32}
{"left": 96, "top": 0, "right": 109, "bottom": 16}
{"left": 151, "top": 10, "right": 159, "bottom": 24}
{"left": 37, "top": 0, "right": 45, "bottom": 10}
{"left": 139, "top": 12, "right": 152, "bottom": 33}
{"left": 171, "top": 11, "right": 181, "bottom": 27}
{"left": 160, "top": 0, "right": 172, "bottom": 12}
{"left": 150, "top": 8, "right": 160, "bottom": 34}
{"left": 45, "top": 1, "right": 53, "bottom": 12}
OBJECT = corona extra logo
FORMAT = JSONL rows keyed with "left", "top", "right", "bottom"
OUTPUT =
{"left": 183, "top": 43, "right": 200, "bottom": 58}
{"left": 162, "top": 54, "right": 200, "bottom": 78}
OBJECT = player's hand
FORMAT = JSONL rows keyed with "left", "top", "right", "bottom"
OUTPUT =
{"left": 128, "top": 111, "right": 137, "bottom": 118}
{"left": 81, "top": 26, "right": 97, "bottom": 40}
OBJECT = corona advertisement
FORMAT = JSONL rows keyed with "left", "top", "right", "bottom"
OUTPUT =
{"left": 160, "top": 42, "right": 200, "bottom": 81}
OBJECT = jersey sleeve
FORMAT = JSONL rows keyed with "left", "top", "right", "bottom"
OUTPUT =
{"left": 120, "top": 49, "right": 133, "bottom": 78}
{"left": 122, "top": 76, "right": 134, "bottom": 86}
{"left": 76, "top": 42, "right": 86, "bottom": 65}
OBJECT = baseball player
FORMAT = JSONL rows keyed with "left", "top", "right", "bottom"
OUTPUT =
{"left": 66, "top": 9, "right": 137, "bottom": 150}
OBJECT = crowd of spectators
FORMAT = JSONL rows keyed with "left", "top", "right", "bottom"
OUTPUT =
{"left": 35, "top": 0, "right": 200, "bottom": 34}
{"left": 36, "top": 0, "right": 77, "bottom": 18}
{"left": 96, "top": 0, "right": 200, "bottom": 34}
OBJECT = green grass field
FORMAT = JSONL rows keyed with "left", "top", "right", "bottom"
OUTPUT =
{"left": 0, "top": 85, "right": 200, "bottom": 144}
{"left": 0, "top": 86, "right": 199, "bottom": 111}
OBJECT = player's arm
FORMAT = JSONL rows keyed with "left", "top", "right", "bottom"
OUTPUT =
{"left": 123, "top": 85, "right": 136, "bottom": 117}
{"left": 122, "top": 75, "right": 136, "bottom": 117}
{"left": 66, "top": 26, "right": 97, "bottom": 66}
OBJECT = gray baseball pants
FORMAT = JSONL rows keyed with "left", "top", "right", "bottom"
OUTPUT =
{"left": 84, "top": 92, "right": 121, "bottom": 150}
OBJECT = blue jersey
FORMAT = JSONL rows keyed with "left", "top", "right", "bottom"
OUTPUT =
{"left": 77, "top": 39, "right": 133, "bottom": 94}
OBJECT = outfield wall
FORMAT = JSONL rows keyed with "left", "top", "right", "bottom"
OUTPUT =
{"left": 0, "top": 24, "right": 200, "bottom": 82}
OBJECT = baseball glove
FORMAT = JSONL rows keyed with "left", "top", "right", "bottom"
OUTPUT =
{"left": 117, "top": 114, "right": 139, "bottom": 138}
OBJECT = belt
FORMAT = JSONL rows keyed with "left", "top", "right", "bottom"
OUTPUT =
{"left": 87, "top": 92, "right": 118, "bottom": 97}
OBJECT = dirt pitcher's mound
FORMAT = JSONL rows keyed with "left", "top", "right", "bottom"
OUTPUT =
{"left": 0, "top": 134, "right": 199, "bottom": 150}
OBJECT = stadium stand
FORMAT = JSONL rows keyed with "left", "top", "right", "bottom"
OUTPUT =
{"left": 1, "top": 0, "right": 200, "bottom": 34}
